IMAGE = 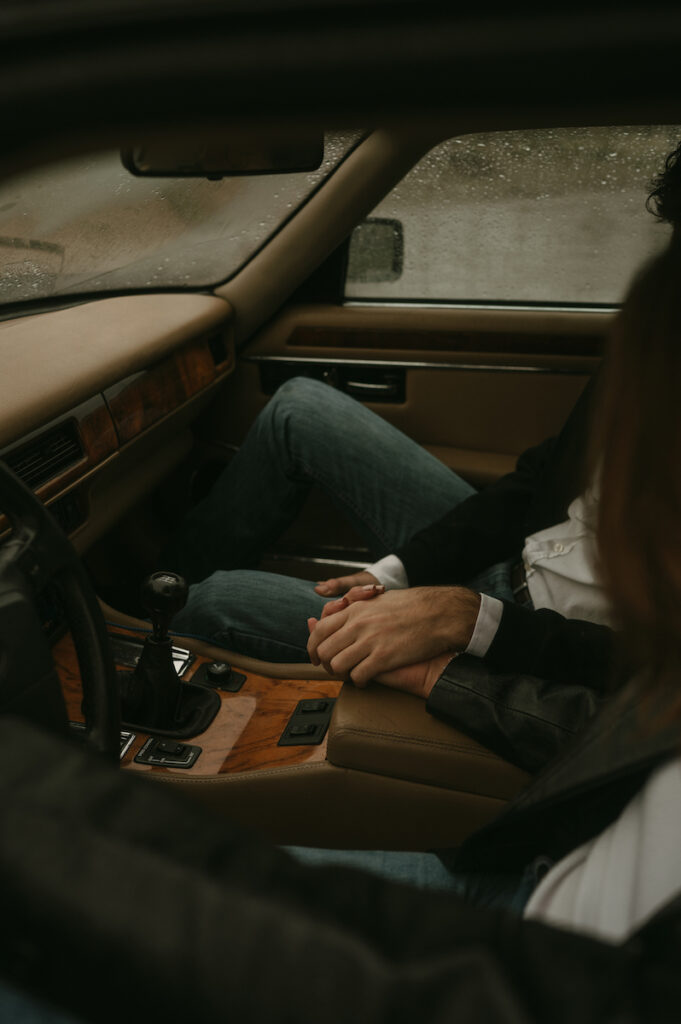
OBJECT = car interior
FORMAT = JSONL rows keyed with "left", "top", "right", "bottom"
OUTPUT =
{"left": 1, "top": 2, "right": 681, "bottom": 857}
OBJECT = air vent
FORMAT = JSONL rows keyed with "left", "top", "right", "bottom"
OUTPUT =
{"left": 5, "top": 421, "right": 84, "bottom": 490}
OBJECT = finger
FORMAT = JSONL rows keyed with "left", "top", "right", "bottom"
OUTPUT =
{"left": 314, "top": 570, "right": 378, "bottom": 596}
{"left": 343, "top": 583, "right": 385, "bottom": 605}
{"left": 320, "top": 596, "right": 349, "bottom": 620}
{"left": 307, "top": 616, "right": 318, "bottom": 635}
{"left": 316, "top": 630, "right": 357, "bottom": 671}
{"left": 315, "top": 575, "right": 355, "bottom": 596}
{"left": 306, "top": 606, "right": 350, "bottom": 664}
{"left": 349, "top": 646, "right": 402, "bottom": 687}
{"left": 316, "top": 626, "right": 365, "bottom": 676}
{"left": 346, "top": 654, "right": 375, "bottom": 689}
{"left": 321, "top": 631, "right": 380, "bottom": 680}
{"left": 314, "top": 577, "right": 343, "bottom": 596}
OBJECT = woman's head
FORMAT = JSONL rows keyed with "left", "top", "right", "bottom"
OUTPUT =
{"left": 597, "top": 236, "right": 681, "bottom": 687}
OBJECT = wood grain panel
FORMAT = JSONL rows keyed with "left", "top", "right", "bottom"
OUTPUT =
{"left": 79, "top": 401, "right": 120, "bottom": 466}
{"left": 54, "top": 629, "right": 341, "bottom": 776}
{"left": 106, "top": 337, "right": 217, "bottom": 445}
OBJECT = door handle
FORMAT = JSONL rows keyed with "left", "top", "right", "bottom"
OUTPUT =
{"left": 344, "top": 379, "right": 400, "bottom": 400}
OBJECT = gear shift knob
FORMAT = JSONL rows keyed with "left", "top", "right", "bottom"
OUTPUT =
{"left": 140, "top": 571, "right": 189, "bottom": 640}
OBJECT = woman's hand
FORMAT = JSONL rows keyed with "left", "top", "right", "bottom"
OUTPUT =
{"left": 314, "top": 570, "right": 379, "bottom": 597}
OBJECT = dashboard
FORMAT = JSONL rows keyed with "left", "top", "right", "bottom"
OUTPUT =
{"left": 0, "top": 292, "right": 233, "bottom": 552}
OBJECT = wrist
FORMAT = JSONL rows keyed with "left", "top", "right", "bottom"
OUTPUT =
{"left": 436, "top": 587, "right": 481, "bottom": 651}
{"left": 422, "top": 653, "right": 455, "bottom": 698}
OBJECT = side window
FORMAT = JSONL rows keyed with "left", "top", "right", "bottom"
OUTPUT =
{"left": 345, "top": 126, "right": 679, "bottom": 306}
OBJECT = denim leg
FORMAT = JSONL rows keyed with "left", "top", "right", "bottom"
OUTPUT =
{"left": 161, "top": 376, "right": 476, "bottom": 584}
{"left": 172, "top": 570, "right": 328, "bottom": 661}
{"left": 284, "top": 847, "right": 536, "bottom": 912}
{"left": 465, "top": 558, "right": 516, "bottom": 603}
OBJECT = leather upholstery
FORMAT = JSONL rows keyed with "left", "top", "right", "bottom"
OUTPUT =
{"left": 327, "top": 682, "right": 529, "bottom": 798}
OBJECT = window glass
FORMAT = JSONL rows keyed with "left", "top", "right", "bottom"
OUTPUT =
{"left": 0, "top": 130, "right": 361, "bottom": 307}
{"left": 345, "top": 127, "right": 679, "bottom": 305}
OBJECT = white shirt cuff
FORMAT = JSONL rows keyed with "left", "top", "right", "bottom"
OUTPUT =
{"left": 366, "top": 554, "right": 409, "bottom": 590}
{"left": 465, "top": 594, "right": 504, "bottom": 658}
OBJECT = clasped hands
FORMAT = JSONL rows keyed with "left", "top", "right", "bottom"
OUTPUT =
{"left": 308, "top": 573, "right": 481, "bottom": 699}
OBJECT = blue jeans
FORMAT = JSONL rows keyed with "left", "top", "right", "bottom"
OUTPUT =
{"left": 285, "top": 847, "right": 549, "bottom": 912}
{"left": 163, "top": 377, "right": 514, "bottom": 660}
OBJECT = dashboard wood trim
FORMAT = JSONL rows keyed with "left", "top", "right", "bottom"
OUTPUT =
{"left": 105, "top": 334, "right": 227, "bottom": 445}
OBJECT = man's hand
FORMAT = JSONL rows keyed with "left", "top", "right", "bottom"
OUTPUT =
{"left": 314, "top": 570, "right": 379, "bottom": 597}
{"left": 308, "top": 611, "right": 453, "bottom": 699}
{"left": 306, "top": 586, "right": 481, "bottom": 685}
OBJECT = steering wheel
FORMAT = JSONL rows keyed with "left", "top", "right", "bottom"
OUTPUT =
{"left": 0, "top": 459, "right": 120, "bottom": 761}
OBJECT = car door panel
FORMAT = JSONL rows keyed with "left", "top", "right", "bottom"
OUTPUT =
{"left": 202, "top": 301, "right": 608, "bottom": 572}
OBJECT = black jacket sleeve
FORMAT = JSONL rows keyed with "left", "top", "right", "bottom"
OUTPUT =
{"left": 426, "top": 654, "right": 602, "bottom": 772}
{"left": 484, "top": 600, "right": 615, "bottom": 690}
{"left": 3, "top": 718, "right": 680, "bottom": 1024}
{"left": 395, "top": 436, "right": 558, "bottom": 585}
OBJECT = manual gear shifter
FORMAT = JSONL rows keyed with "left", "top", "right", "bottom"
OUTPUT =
{"left": 142, "top": 571, "right": 189, "bottom": 643}
{"left": 118, "top": 571, "right": 219, "bottom": 736}
{"left": 135, "top": 571, "right": 188, "bottom": 723}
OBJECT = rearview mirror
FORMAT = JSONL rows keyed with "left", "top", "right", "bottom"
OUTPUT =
{"left": 121, "top": 129, "right": 324, "bottom": 179}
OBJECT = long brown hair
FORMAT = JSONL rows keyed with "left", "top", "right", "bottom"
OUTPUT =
{"left": 596, "top": 236, "right": 681, "bottom": 697}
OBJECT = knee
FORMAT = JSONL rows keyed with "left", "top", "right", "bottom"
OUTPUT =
{"left": 272, "top": 376, "right": 329, "bottom": 413}
{"left": 264, "top": 376, "right": 335, "bottom": 435}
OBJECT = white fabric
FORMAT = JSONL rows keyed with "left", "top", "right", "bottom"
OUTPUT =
{"left": 524, "top": 757, "right": 681, "bottom": 944}
{"left": 522, "top": 482, "right": 612, "bottom": 627}
{"left": 465, "top": 594, "right": 504, "bottom": 657}
{"left": 367, "top": 553, "right": 409, "bottom": 591}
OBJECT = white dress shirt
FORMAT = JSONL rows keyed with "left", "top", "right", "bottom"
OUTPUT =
{"left": 524, "top": 756, "right": 681, "bottom": 943}
{"left": 367, "top": 482, "right": 608, "bottom": 657}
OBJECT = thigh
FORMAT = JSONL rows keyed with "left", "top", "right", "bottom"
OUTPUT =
{"left": 308, "top": 409, "right": 477, "bottom": 556}
{"left": 172, "top": 569, "right": 327, "bottom": 661}
{"left": 268, "top": 379, "right": 478, "bottom": 556}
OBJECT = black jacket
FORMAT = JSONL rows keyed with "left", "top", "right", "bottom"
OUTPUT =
{"left": 1, "top": 698, "right": 680, "bottom": 1024}
{"left": 395, "top": 377, "right": 614, "bottom": 689}
{"left": 427, "top": 653, "right": 603, "bottom": 773}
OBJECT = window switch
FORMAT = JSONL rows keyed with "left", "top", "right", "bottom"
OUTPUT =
{"left": 278, "top": 698, "right": 336, "bottom": 746}
{"left": 300, "top": 699, "right": 328, "bottom": 713}
{"left": 134, "top": 737, "right": 201, "bottom": 768}
{"left": 155, "top": 740, "right": 187, "bottom": 757}
{"left": 289, "top": 723, "right": 317, "bottom": 737}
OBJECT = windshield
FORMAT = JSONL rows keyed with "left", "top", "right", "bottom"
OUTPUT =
{"left": 0, "top": 130, "right": 361, "bottom": 307}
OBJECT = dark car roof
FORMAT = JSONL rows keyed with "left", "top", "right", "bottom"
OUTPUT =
{"left": 1, "top": 2, "right": 681, "bottom": 173}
